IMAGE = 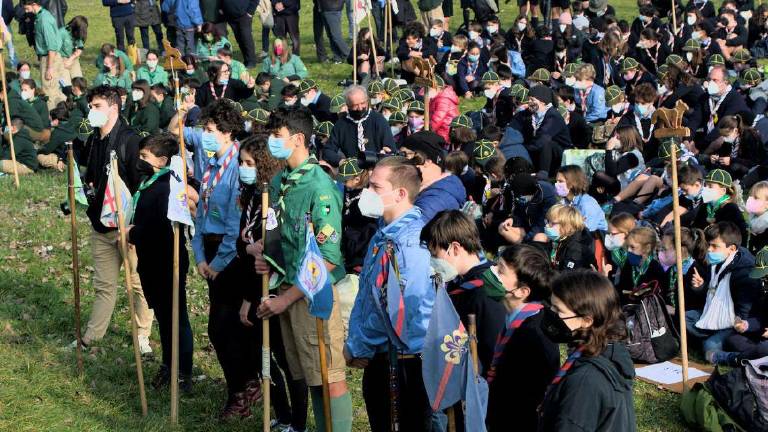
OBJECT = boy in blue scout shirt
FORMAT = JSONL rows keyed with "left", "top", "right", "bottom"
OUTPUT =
{"left": 253, "top": 107, "right": 354, "bottom": 432}
{"left": 344, "top": 156, "right": 436, "bottom": 432}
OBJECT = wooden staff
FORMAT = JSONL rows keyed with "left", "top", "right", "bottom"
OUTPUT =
{"left": 67, "top": 142, "right": 84, "bottom": 375}
{"left": 669, "top": 140, "right": 689, "bottom": 389}
{"left": 670, "top": 0, "right": 678, "bottom": 35}
{"left": 111, "top": 158, "right": 149, "bottom": 416}
{"left": 0, "top": 36, "right": 19, "bottom": 188}
{"left": 261, "top": 184, "right": 272, "bottom": 432}
{"left": 447, "top": 408, "right": 457, "bottom": 432}
{"left": 468, "top": 314, "right": 479, "bottom": 377}
{"left": 353, "top": 11, "right": 358, "bottom": 85}
{"left": 366, "top": 12, "right": 380, "bottom": 78}
{"left": 386, "top": 0, "right": 395, "bottom": 78}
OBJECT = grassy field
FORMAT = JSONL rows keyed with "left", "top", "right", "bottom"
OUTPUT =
{"left": 0, "top": 0, "right": 691, "bottom": 430}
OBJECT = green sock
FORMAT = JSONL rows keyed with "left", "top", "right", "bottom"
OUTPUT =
{"left": 330, "top": 391, "right": 353, "bottom": 432}
{"left": 310, "top": 386, "right": 327, "bottom": 432}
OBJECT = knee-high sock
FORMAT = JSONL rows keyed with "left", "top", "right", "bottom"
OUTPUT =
{"left": 309, "top": 386, "right": 353, "bottom": 432}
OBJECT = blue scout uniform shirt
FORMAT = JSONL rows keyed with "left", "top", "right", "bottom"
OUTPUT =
{"left": 574, "top": 83, "right": 609, "bottom": 123}
{"left": 188, "top": 128, "right": 241, "bottom": 272}
{"left": 346, "top": 206, "right": 435, "bottom": 358}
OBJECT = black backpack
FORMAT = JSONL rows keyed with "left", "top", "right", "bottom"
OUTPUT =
{"left": 623, "top": 281, "right": 680, "bottom": 364}
{"left": 708, "top": 365, "right": 768, "bottom": 432}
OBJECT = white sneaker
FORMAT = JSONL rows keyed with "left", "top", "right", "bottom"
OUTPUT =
{"left": 138, "top": 335, "right": 153, "bottom": 355}
{"left": 66, "top": 339, "right": 88, "bottom": 350}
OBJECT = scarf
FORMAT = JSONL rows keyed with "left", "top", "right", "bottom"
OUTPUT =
{"left": 130, "top": 168, "right": 170, "bottom": 223}
{"left": 348, "top": 110, "right": 372, "bottom": 152}
{"left": 486, "top": 303, "right": 544, "bottom": 383}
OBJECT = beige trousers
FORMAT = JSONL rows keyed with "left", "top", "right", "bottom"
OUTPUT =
{"left": 420, "top": 6, "right": 444, "bottom": 30}
{"left": 40, "top": 54, "right": 68, "bottom": 110}
{"left": 0, "top": 160, "right": 33, "bottom": 175}
{"left": 36, "top": 153, "right": 59, "bottom": 169}
{"left": 82, "top": 229, "right": 154, "bottom": 343}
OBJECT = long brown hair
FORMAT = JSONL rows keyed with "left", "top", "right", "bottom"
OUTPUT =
{"left": 551, "top": 270, "right": 626, "bottom": 357}
{"left": 270, "top": 38, "right": 291, "bottom": 65}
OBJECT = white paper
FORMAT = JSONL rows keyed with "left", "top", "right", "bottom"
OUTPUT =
{"left": 635, "top": 361, "right": 710, "bottom": 385}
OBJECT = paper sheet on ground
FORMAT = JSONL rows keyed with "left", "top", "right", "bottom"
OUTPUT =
{"left": 636, "top": 361, "right": 710, "bottom": 385}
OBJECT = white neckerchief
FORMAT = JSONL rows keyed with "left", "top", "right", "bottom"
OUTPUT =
{"left": 348, "top": 109, "right": 372, "bottom": 151}
{"left": 634, "top": 113, "right": 655, "bottom": 142}
{"left": 707, "top": 86, "right": 732, "bottom": 132}
{"left": 750, "top": 211, "right": 768, "bottom": 235}
{"left": 532, "top": 105, "right": 551, "bottom": 134}
{"left": 710, "top": 251, "right": 736, "bottom": 289}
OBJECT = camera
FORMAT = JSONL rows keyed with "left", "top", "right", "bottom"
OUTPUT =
{"left": 357, "top": 150, "right": 406, "bottom": 170}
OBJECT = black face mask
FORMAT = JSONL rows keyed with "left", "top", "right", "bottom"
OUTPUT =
{"left": 136, "top": 159, "right": 156, "bottom": 178}
{"left": 348, "top": 108, "right": 368, "bottom": 120}
{"left": 540, "top": 307, "right": 577, "bottom": 343}
{"left": 103, "top": 67, "right": 112, "bottom": 74}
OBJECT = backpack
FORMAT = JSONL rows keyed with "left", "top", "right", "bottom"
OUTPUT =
{"left": 680, "top": 382, "right": 745, "bottom": 432}
{"left": 623, "top": 281, "right": 679, "bottom": 363}
{"left": 707, "top": 363, "right": 768, "bottom": 432}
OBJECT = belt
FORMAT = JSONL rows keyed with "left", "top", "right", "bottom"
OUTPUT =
{"left": 375, "top": 352, "right": 420, "bottom": 360}
{"left": 203, "top": 233, "right": 225, "bottom": 243}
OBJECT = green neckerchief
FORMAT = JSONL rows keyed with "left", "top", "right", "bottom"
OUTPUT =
{"left": 707, "top": 194, "right": 730, "bottom": 222}
{"left": 130, "top": 168, "right": 170, "bottom": 223}
{"left": 277, "top": 155, "right": 318, "bottom": 210}
{"left": 669, "top": 257, "right": 694, "bottom": 307}
{"left": 632, "top": 255, "right": 652, "bottom": 287}
{"left": 612, "top": 248, "right": 627, "bottom": 268}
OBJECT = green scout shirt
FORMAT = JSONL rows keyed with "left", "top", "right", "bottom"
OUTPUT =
{"left": 269, "top": 159, "right": 345, "bottom": 285}
{"left": 96, "top": 50, "right": 134, "bottom": 72}
{"left": 158, "top": 98, "right": 176, "bottom": 129}
{"left": 3, "top": 90, "right": 44, "bottom": 131}
{"left": 136, "top": 65, "right": 169, "bottom": 86}
{"left": 39, "top": 118, "right": 76, "bottom": 156}
{"left": 94, "top": 72, "right": 133, "bottom": 90}
{"left": 28, "top": 97, "right": 51, "bottom": 128}
{"left": 128, "top": 103, "right": 161, "bottom": 135}
{"left": 229, "top": 59, "right": 248, "bottom": 82}
{"left": 2, "top": 129, "right": 38, "bottom": 171}
{"left": 196, "top": 37, "right": 232, "bottom": 60}
{"left": 34, "top": 8, "right": 61, "bottom": 57}
{"left": 59, "top": 28, "right": 83, "bottom": 58}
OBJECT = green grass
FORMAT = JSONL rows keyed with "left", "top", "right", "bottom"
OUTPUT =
{"left": 0, "top": 0, "right": 692, "bottom": 430}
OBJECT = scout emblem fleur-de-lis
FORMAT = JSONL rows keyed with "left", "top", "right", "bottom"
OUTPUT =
{"left": 440, "top": 329, "right": 468, "bottom": 365}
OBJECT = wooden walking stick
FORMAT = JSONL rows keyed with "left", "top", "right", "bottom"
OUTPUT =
{"left": 67, "top": 142, "right": 84, "bottom": 375}
{"left": 0, "top": 36, "right": 19, "bottom": 188}
{"left": 353, "top": 13, "right": 358, "bottom": 85}
{"left": 670, "top": 0, "right": 678, "bottom": 35}
{"left": 111, "top": 157, "right": 149, "bottom": 416}
{"left": 653, "top": 101, "right": 691, "bottom": 390}
{"left": 366, "top": 11, "right": 380, "bottom": 78}
{"left": 386, "top": 0, "right": 395, "bottom": 78}
{"left": 468, "top": 314, "right": 479, "bottom": 378}
{"left": 261, "top": 184, "right": 272, "bottom": 432}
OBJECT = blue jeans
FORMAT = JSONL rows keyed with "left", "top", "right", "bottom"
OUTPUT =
{"left": 686, "top": 310, "right": 735, "bottom": 357}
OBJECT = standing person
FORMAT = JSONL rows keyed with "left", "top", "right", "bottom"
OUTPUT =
{"left": 161, "top": 0, "right": 203, "bottom": 57}
{"left": 23, "top": 0, "right": 66, "bottom": 110}
{"left": 345, "top": 156, "right": 435, "bottom": 432}
{"left": 60, "top": 15, "right": 88, "bottom": 81}
{"left": 102, "top": 0, "right": 137, "bottom": 53}
{"left": 221, "top": 0, "right": 259, "bottom": 67}
{"left": 134, "top": 0, "right": 164, "bottom": 53}
{"left": 127, "top": 133, "right": 194, "bottom": 392}
{"left": 538, "top": 270, "right": 636, "bottom": 432}
{"left": 72, "top": 85, "right": 153, "bottom": 355}
{"left": 253, "top": 107, "right": 354, "bottom": 432}
{"left": 314, "top": 0, "right": 349, "bottom": 64}
{"left": 272, "top": 0, "right": 301, "bottom": 57}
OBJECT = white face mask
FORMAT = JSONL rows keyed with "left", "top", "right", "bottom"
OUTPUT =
{"left": 686, "top": 52, "right": 694, "bottom": 62}
{"left": 516, "top": 22, "right": 527, "bottom": 32}
{"left": 450, "top": 45, "right": 462, "bottom": 53}
{"left": 19, "top": 70, "right": 31, "bottom": 80}
{"left": 750, "top": 211, "right": 768, "bottom": 235}
{"left": 430, "top": 257, "right": 459, "bottom": 283}
{"left": 559, "top": 24, "right": 567, "bottom": 33}
{"left": 469, "top": 31, "right": 479, "bottom": 40}
{"left": 556, "top": 51, "right": 566, "bottom": 59}
{"left": 131, "top": 90, "right": 144, "bottom": 101}
{"left": 88, "top": 108, "right": 109, "bottom": 128}
{"left": 244, "top": 120, "right": 253, "bottom": 133}
{"left": 484, "top": 88, "right": 497, "bottom": 99}
{"left": 687, "top": 16, "right": 696, "bottom": 26}
{"left": 429, "top": 28, "right": 441, "bottom": 37}
{"left": 358, "top": 187, "right": 391, "bottom": 219}
{"left": 700, "top": 186, "right": 723, "bottom": 203}
{"left": 604, "top": 234, "right": 623, "bottom": 251}
{"left": 657, "top": 84, "right": 668, "bottom": 95}
{"left": 611, "top": 103, "right": 625, "bottom": 114}
{"left": 371, "top": 97, "right": 381, "bottom": 106}
{"left": 390, "top": 125, "right": 402, "bottom": 136}
{"left": 20, "top": 90, "right": 33, "bottom": 101}
{"left": 300, "top": 97, "right": 311, "bottom": 106}
{"left": 707, "top": 81, "right": 721, "bottom": 96}
{"left": 146, "top": 60, "right": 158, "bottom": 69}
{"left": 565, "top": 76, "right": 576, "bottom": 87}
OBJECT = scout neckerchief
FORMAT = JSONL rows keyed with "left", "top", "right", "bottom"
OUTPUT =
{"left": 448, "top": 276, "right": 484, "bottom": 296}
{"left": 706, "top": 194, "right": 730, "bottom": 223}
{"left": 707, "top": 86, "right": 731, "bottom": 132}
{"left": 550, "top": 238, "right": 567, "bottom": 267}
{"left": 730, "top": 137, "right": 740, "bottom": 160}
{"left": 242, "top": 189, "right": 261, "bottom": 244}
{"left": 200, "top": 141, "right": 239, "bottom": 214}
{"left": 276, "top": 156, "right": 318, "bottom": 210}
{"left": 634, "top": 113, "right": 655, "bottom": 143}
{"left": 644, "top": 44, "right": 660, "bottom": 71}
{"left": 347, "top": 110, "right": 371, "bottom": 152}
{"left": 486, "top": 302, "right": 544, "bottom": 383}
{"left": 540, "top": 345, "right": 585, "bottom": 410}
{"left": 532, "top": 105, "right": 552, "bottom": 135}
{"left": 612, "top": 248, "right": 628, "bottom": 268}
{"left": 579, "top": 86, "right": 592, "bottom": 114}
{"left": 602, "top": 55, "right": 611, "bottom": 87}
{"left": 669, "top": 257, "right": 695, "bottom": 307}
{"left": 555, "top": 55, "right": 566, "bottom": 73}
{"left": 210, "top": 81, "right": 227, "bottom": 100}
{"left": 632, "top": 255, "right": 652, "bottom": 287}
{"left": 130, "top": 167, "right": 170, "bottom": 223}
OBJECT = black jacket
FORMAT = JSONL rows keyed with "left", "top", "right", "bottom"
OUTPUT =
{"left": 322, "top": 110, "right": 395, "bottom": 166}
{"left": 525, "top": 39, "right": 554, "bottom": 76}
{"left": 341, "top": 187, "right": 378, "bottom": 272}
{"left": 660, "top": 82, "right": 706, "bottom": 133}
{"left": 308, "top": 92, "right": 334, "bottom": 123}
{"left": 487, "top": 311, "right": 559, "bottom": 432}
{"left": 195, "top": 79, "right": 254, "bottom": 106}
{"left": 550, "top": 227, "right": 596, "bottom": 271}
{"left": 539, "top": 343, "right": 636, "bottom": 432}
{"left": 235, "top": 186, "right": 269, "bottom": 304}
{"left": 702, "top": 88, "right": 754, "bottom": 142}
{"left": 221, "top": 0, "right": 259, "bottom": 18}
{"left": 709, "top": 247, "right": 763, "bottom": 322}
{"left": 692, "top": 201, "right": 748, "bottom": 245}
{"left": 523, "top": 107, "right": 573, "bottom": 154}
{"left": 616, "top": 257, "right": 667, "bottom": 303}
{"left": 83, "top": 119, "right": 142, "bottom": 233}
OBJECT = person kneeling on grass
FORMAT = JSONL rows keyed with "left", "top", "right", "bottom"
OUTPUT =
{"left": 127, "top": 133, "right": 194, "bottom": 392}
{"left": 1, "top": 118, "right": 38, "bottom": 176}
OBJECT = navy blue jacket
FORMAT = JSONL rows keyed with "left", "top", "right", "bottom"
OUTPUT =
{"left": 102, "top": 0, "right": 134, "bottom": 17}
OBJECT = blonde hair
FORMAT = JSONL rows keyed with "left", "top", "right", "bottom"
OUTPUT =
{"left": 576, "top": 63, "right": 596, "bottom": 81}
{"left": 547, "top": 204, "right": 585, "bottom": 238}
{"left": 750, "top": 181, "right": 768, "bottom": 199}
{"left": 626, "top": 227, "right": 658, "bottom": 255}
{"left": 452, "top": 34, "right": 468, "bottom": 50}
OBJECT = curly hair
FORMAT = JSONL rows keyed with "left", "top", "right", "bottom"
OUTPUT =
{"left": 199, "top": 99, "right": 244, "bottom": 136}
{"left": 239, "top": 132, "right": 286, "bottom": 202}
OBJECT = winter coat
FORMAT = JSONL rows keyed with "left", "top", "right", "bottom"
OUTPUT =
{"left": 135, "top": 0, "right": 162, "bottom": 27}
{"left": 161, "top": 0, "right": 202, "bottom": 30}
{"left": 549, "top": 227, "right": 596, "bottom": 271}
{"left": 429, "top": 87, "right": 459, "bottom": 143}
{"left": 414, "top": 174, "right": 467, "bottom": 223}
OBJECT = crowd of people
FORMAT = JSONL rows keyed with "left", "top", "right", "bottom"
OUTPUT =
{"left": 2, "top": 0, "right": 768, "bottom": 430}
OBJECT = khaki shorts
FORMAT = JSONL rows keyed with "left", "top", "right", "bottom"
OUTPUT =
{"left": 279, "top": 284, "right": 346, "bottom": 387}
{"left": 1, "top": 160, "right": 33, "bottom": 175}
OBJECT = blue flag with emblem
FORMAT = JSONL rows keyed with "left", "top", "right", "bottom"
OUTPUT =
{"left": 296, "top": 220, "right": 334, "bottom": 320}
{"left": 422, "top": 284, "right": 488, "bottom": 431}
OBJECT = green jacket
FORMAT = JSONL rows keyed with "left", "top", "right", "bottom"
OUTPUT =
{"left": 261, "top": 55, "right": 308, "bottom": 80}
{"left": 28, "top": 97, "right": 51, "bottom": 129}
{"left": 2, "top": 129, "right": 38, "bottom": 171}
{"left": 158, "top": 98, "right": 176, "bottom": 129}
{"left": 33, "top": 8, "right": 61, "bottom": 56}
{"left": 241, "top": 78, "right": 284, "bottom": 111}
{"left": 94, "top": 71, "right": 133, "bottom": 90}
{"left": 3, "top": 90, "right": 44, "bottom": 132}
{"left": 268, "top": 159, "right": 345, "bottom": 285}
{"left": 59, "top": 27, "right": 84, "bottom": 58}
{"left": 128, "top": 103, "right": 161, "bottom": 135}
{"left": 39, "top": 119, "right": 77, "bottom": 157}
{"left": 199, "top": 0, "right": 222, "bottom": 23}
{"left": 196, "top": 37, "right": 232, "bottom": 60}
{"left": 182, "top": 67, "right": 207, "bottom": 85}
{"left": 136, "top": 65, "right": 169, "bottom": 86}
{"left": 95, "top": 50, "right": 134, "bottom": 72}
{"left": 230, "top": 59, "right": 248, "bottom": 82}
{"left": 680, "top": 383, "right": 745, "bottom": 432}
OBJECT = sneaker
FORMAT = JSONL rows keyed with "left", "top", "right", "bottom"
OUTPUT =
{"left": 179, "top": 374, "right": 193, "bottom": 393}
{"left": 244, "top": 379, "right": 263, "bottom": 404}
{"left": 270, "top": 420, "right": 290, "bottom": 430}
{"left": 220, "top": 392, "right": 252, "bottom": 420}
{"left": 138, "top": 335, "right": 153, "bottom": 356}
{"left": 66, "top": 339, "right": 89, "bottom": 350}
{"left": 152, "top": 365, "right": 171, "bottom": 389}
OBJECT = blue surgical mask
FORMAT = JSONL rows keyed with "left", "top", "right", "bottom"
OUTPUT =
{"left": 627, "top": 251, "right": 643, "bottom": 266}
{"left": 635, "top": 104, "right": 647, "bottom": 117}
{"left": 239, "top": 166, "right": 257, "bottom": 185}
{"left": 468, "top": 54, "right": 480, "bottom": 63}
{"left": 219, "top": 79, "right": 229, "bottom": 86}
{"left": 201, "top": 131, "right": 220, "bottom": 153}
{"left": 707, "top": 251, "right": 727, "bottom": 265}
{"left": 545, "top": 226, "right": 560, "bottom": 241}
{"left": 268, "top": 135, "right": 294, "bottom": 160}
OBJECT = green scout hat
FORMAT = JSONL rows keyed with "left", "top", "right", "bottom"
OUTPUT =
{"left": 656, "top": 64, "right": 670, "bottom": 82}
{"left": 563, "top": 63, "right": 579, "bottom": 78}
{"left": 742, "top": 68, "right": 763, "bottom": 87}
{"left": 510, "top": 84, "right": 529, "bottom": 104}
{"left": 388, "top": 111, "right": 407, "bottom": 124}
{"left": 620, "top": 57, "right": 639, "bottom": 73}
{"left": 704, "top": 169, "right": 732, "bottom": 188}
{"left": 731, "top": 48, "right": 752, "bottom": 63}
{"left": 330, "top": 93, "right": 346, "bottom": 113}
{"left": 750, "top": 247, "right": 768, "bottom": 279}
{"left": 338, "top": 158, "right": 363, "bottom": 180}
{"left": 298, "top": 79, "right": 318, "bottom": 95}
{"left": 527, "top": 68, "right": 551, "bottom": 83}
{"left": 367, "top": 80, "right": 384, "bottom": 95}
{"left": 381, "top": 97, "right": 403, "bottom": 112}
{"left": 473, "top": 139, "right": 496, "bottom": 167}
{"left": 666, "top": 54, "right": 687, "bottom": 70}
{"left": 407, "top": 100, "right": 425, "bottom": 113}
{"left": 314, "top": 121, "right": 333, "bottom": 137}
{"left": 245, "top": 108, "right": 270, "bottom": 124}
{"left": 682, "top": 39, "right": 700, "bottom": 52}
{"left": 481, "top": 71, "right": 500, "bottom": 84}
{"left": 450, "top": 114, "right": 473, "bottom": 129}
{"left": 708, "top": 54, "right": 725, "bottom": 67}
{"left": 605, "top": 85, "right": 625, "bottom": 106}
{"left": 383, "top": 78, "right": 400, "bottom": 95}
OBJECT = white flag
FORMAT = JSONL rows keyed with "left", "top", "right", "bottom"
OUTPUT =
{"left": 100, "top": 151, "right": 132, "bottom": 228}
{"left": 353, "top": 0, "right": 371, "bottom": 25}
{"left": 167, "top": 155, "right": 194, "bottom": 230}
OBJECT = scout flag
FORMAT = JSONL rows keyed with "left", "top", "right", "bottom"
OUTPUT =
{"left": 167, "top": 155, "right": 194, "bottom": 230}
{"left": 422, "top": 285, "right": 489, "bottom": 432}
{"left": 100, "top": 152, "right": 132, "bottom": 228}
{"left": 70, "top": 164, "right": 88, "bottom": 207}
{"left": 296, "top": 220, "right": 334, "bottom": 320}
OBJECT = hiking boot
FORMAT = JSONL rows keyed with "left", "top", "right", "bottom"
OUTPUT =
{"left": 152, "top": 365, "right": 171, "bottom": 389}
{"left": 138, "top": 335, "right": 153, "bottom": 356}
{"left": 244, "top": 379, "right": 263, "bottom": 404}
{"left": 220, "top": 392, "right": 252, "bottom": 420}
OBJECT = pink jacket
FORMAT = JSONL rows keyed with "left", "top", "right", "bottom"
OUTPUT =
{"left": 429, "top": 87, "right": 459, "bottom": 144}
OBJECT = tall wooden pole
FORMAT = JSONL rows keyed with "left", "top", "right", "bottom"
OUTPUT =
{"left": 316, "top": 319, "right": 333, "bottom": 432}
{"left": 670, "top": 0, "right": 678, "bottom": 35}
{"left": 386, "top": 0, "right": 395, "bottom": 78}
{"left": 366, "top": 13, "right": 380, "bottom": 78}
{"left": 353, "top": 13, "right": 358, "bottom": 85}
{"left": 67, "top": 142, "right": 84, "bottom": 375}
{"left": 261, "top": 184, "right": 272, "bottom": 432}
{"left": 468, "top": 314, "right": 479, "bottom": 377}
{"left": 111, "top": 158, "right": 149, "bottom": 416}
{"left": 0, "top": 36, "right": 19, "bottom": 188}
{"left": 669, "top": 140, "right": 689, "bottom": 389}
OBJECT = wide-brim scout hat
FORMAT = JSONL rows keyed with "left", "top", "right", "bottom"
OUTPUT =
{"left": 298, "top": 79, "right": 318, "bottom": 95}
{"left": 750, "top": 247, "right": 768, "bottom": 279}
{"left": 338, "top": 158, "right": 363, "bottom": 180}
{"left": 450, "top": 114, "right": 473, "bottom": 129}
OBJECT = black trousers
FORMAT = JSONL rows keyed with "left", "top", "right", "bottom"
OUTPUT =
{"left": 139, "top": 24, "right": 164, "bottom": 52}
{"left": 228, "top": 14, "right": 257, "bottom": 67}
{"left": 528, "top": 137, "right": 563, "bottom": 178}
{"left": 725, "top": 333, "right": 768, "bottom": 360}
{"left": 112, "top": 14, "right": 136, "bottom": 52}
{"left": 273, "top": 14, "right": 301, "bottom": 56}
{"left": 362, "top": 353, "right": 433, "bottom": 432}
{"left": 150, "top": 285, "right": 194, "bottom": 376}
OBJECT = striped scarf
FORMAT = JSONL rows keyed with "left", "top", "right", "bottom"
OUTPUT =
{"left": 486, "top": 303, "right": 544, "bottom": 383}
{"left": 348, "top": 109, "right": 372, "bottom": 152}
{"left": 200, "top": 142, "right": 239, "bottom": 214}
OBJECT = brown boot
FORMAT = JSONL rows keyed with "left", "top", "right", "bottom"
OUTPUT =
{"left": 244, "top": 379, "right": 263, "bottom": 404}
{"left": 220, "top": 392, "right": 252, "bottom": 420}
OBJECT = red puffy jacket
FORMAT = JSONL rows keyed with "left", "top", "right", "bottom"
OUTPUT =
{"left": 429, "top": 87, "right": 459, "bottom": 144}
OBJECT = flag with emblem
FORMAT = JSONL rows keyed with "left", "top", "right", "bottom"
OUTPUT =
{"left": 167, "top": 155, "right": 194, "bottom": 230}
{"left": 296, "top": 219, "right": 334, "bottom": 320}
{"left": 70, "top": 164, "right": 88, "bottom": 207}
{"left": 422, "top": 285, "right": 488, "bottom": 432}
{"left": 100, "top": 152, "right": 132, "bottom": 228}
